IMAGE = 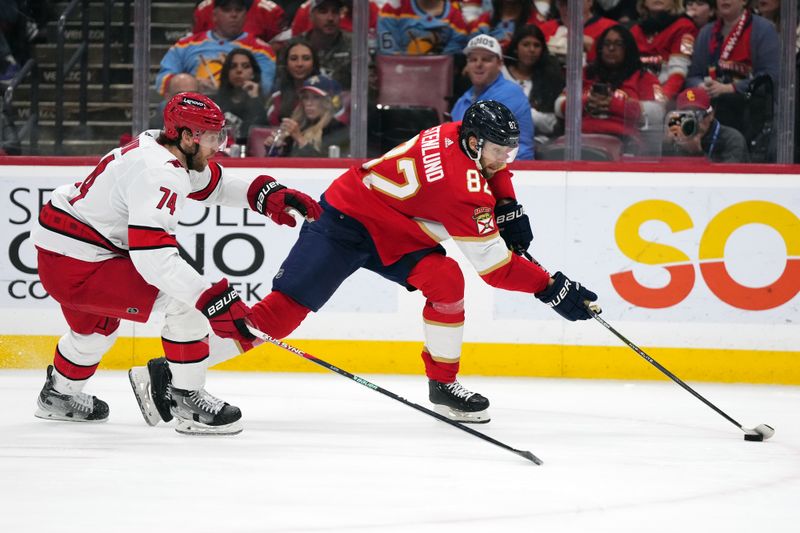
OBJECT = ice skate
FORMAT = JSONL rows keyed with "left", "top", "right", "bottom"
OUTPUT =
{"left": 429, "top": 379, "right": 490, "bottom": 423}
{"left": 128, "top": 357, "right": 173, "bottom": 426}
{"left": 35, "top": 365, "right": 109, "bottom": 422}
{"left": 169, "top": 387, "right": 242, "bottom": 436}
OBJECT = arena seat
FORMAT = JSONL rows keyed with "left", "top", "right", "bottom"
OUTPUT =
{"left": 376, "top": 55, "right": 454, "bottom": 122}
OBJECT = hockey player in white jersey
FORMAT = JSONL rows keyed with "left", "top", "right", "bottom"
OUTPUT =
{"left": 31, "top": 92, "right": 321, "bottom": 435}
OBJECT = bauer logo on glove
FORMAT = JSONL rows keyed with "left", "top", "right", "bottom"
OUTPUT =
{"left": 204, "top": 287, "right": 240, "bottom": 317}
{"left": 535, "top": 271, "right": 599, "bottom": 321}
{"left": 494, "top": 200, "right": 533, "bottom": 254}
{"left": 247, "top": 175, "right": 322, "bottom": 227}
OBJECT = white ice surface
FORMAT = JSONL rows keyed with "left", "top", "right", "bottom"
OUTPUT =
{"left": 1, "top": 370, "right": 799, "bottom": 533}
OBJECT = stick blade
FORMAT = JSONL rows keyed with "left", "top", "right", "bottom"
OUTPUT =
{"left": 754, "top": 424, "right": 775, "bottom": 440}
{"left": 516, "top": 450, "right": 544, "bottom": 465}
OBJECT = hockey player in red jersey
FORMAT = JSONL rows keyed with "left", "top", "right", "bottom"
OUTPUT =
{"left": 145, "top": 101, "right": 600, "bottom": 426}
{"left": 32, "top": 92, "right": 321, "bottom": 435}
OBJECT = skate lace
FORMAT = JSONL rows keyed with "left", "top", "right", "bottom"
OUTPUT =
{"left": 67, "top": 392, "right": 95, "bottom": 413}
{"left": 189, "top": 389, "right": 225, "bottom": 415}
{"left": 445, "top": 381, "right": 475, "bottom": 400}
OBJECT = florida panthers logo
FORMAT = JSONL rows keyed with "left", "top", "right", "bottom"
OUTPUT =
{"left": 472, "top": 207, "right": 495, "bottom": 235}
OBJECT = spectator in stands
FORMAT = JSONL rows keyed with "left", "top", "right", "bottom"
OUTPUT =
{"left": 150, "top": 73, "right": 201, "bottom": 130}
{"left": 279, "top": 0, "right": 312, "bottom": 24}
{"left": 194, "top": 0, "right": 287, "bottom": 43}
{"left": 295, "top": 0, "right": 352, "bottom": 90}
{"left": 663, "top": 86, "right": 748, "bottom": 161}
{"left": 264, "top": 74, "right": 349, "bottom": 157}
{"left": 215, "top": 48, "right": 269, "bottom": 145}
{"left": 504, "top": 24, "right": 565, "bottom": 143}
{"left": 685, "top": 0, "right": 779, "bottom": 134}
{"left": 459, "top": 0, "right": 491, "bottom": 25}
{"left": 470, "top": 0, "right": 548, "bottom": 52}
{"left": 291, "top": 0, "right": 380, "bottom": 36}
{"left": 155, "top": 0, "right": 276, "bottom": 97}
{"left": 1, "top": 0, "right": 50, "bottom": 80}
{"left": 631, "top": 0, "right": 698, "bottom": 101}
{"left": 542, "top": 0, "right": 617, "bottom": 64}
{"left": 267, "top": 37, "right": 321, "bottom": 125}
{"left": 555, "top": 25, "right": 665, "bottom": 149}
{"left": 754, "top": 0, "right": 779, "bottom": 30}
{"left": 685, "top": 0, "right": 715, "bottom": 28}
{"left": 592, "top": 0, "right": 639, "bottom": 23}
{"left": 451, "top": 34, "right": 535, "bottom": 159}
{"left": 377, "top": 0, "right": 471, "bottom": 55}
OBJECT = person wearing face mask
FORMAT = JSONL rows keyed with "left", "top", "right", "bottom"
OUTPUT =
{"left": 142, "top": 100, "right": 600, "bottom": 427}
{"left": 631, "top": 0, "right": 698, "bottom": 100}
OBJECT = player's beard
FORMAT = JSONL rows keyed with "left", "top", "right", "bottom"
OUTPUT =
{"left": 181, "top": 143, "right": 205, "bottom": 172}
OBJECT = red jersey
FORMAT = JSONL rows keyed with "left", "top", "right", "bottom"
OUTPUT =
{"left": 540, "top": 16, "right": 617, "bottom": 63}
{"left": 193, "top": 0, "right": 286, "bottom": 43}
{"left": 468, "top": 11, "right": 548, "bottom": 51}
{"left": 631, "top": 16, "right": 697, "bottom": 99}
{"left": 578, "top": 69, "right": 661, "bottom": 138}
{"left": 323, "top": 121, "right": 550, "bottom": 294}
{"left": 290, "top": 0, "right": 379, "bottom": 36}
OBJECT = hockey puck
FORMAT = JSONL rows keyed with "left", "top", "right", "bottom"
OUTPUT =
{"left": 744, "top": 433, "right": 764, "bottom": 442}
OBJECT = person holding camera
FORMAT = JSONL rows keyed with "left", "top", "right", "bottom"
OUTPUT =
{"left": 664, "top": 86, "right": 748, "bottom": 162}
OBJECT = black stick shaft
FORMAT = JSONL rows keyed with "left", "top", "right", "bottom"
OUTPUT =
{"left": 248, "top": 329, "right": 543, "bottom": 465}
{"left": 588, "top": 310, "right": 746, "bottom": 431}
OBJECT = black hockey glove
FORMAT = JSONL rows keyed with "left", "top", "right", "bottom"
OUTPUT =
{"left": 495, "top": 201, "right": 533, "bottom": 255}
{"left": 535, "top": 271, "right": 599, "bottom": 321}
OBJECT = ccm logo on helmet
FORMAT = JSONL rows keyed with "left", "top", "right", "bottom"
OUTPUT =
{"left": 205, "top": 288, "right": 239, "bottom": 316}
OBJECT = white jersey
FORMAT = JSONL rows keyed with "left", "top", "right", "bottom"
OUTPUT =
{"left": 32, "top": 130, "right": 254, "bottom": 307}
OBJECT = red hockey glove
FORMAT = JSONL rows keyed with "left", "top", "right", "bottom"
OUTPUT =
{"left": 196, "top": 279, "right": 256, "bottom": 343}
{"left": 247, "top": 175, "right": 322, "bottom": 227}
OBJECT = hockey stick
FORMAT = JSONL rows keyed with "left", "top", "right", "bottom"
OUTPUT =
{"left": 519, "top": 251, "right": 774, "bottom": 442}
{"left": 245, "top": 326, "right": 543, "bottom": 465}
{"left": 585, "top": 306, "right": 775, "bottom": 442}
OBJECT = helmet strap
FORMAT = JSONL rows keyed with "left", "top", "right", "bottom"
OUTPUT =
{"left": 461, "top": 134, "right": 483, "bottom": 163}
{"left": 474, "top": 144, "right": 484, "bottom": 172}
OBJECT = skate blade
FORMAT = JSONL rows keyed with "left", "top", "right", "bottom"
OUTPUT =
{"left": 433, "top": 404, "right": 491, "bottom": 424}
{"left": 175, "top": 419, "right": 243, "bottom": 436}
{"left": 34, "top": 408, "right": 108, "bottom": 423}
{"left": 128, "top": 367, "right": 161, "bottom": 427}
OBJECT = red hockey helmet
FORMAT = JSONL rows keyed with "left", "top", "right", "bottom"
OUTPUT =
{"left": 163, "top": 92, "right": 227, "bottom": 150}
